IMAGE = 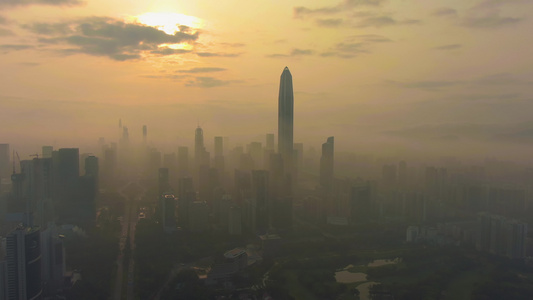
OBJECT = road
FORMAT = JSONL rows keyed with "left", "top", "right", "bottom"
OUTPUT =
{"left": 114, "top": 178, "right": 145, "bottom": 300}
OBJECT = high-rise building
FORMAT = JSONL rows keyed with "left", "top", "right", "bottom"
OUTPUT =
{"left": 0, "top": 144, "right": 9, "bottom": 177}
{"left": 41, "top": 146, "right": 53, "bottom": 159}
{"left": 177, "top": 147, "right": 189, "bottom": 177}
{"left": 266, "top": 134, "right": 274, "bottom": 151}
{"left": 195, "top": 126, "right": 206, "bottom": 165}
{"left": 251, "top": 170, "right": 269, "bottom": 234}
{"left": 177, "top": 177, "right": 195, "bottom": 227}
{"left": 214, "top": 137, "right": 225, "bottom": 176}
{"left": 5, "top": 226, "right": 43, "bottom": 300}
{"left": 278, "top": 67, "right": 294, "bottom": 171}
{"left": 161, "top": 194, "right": 176, "bottom": 233}
{"left": 158, "top": 168, "right": 170, "bottom": 196}
{"left": 319, "top": 137, "right": 334, "bottom": 193}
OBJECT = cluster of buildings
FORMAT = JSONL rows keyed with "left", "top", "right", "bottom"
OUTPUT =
{"left": 0, "top": 144, "right": 100, "bottom": 299}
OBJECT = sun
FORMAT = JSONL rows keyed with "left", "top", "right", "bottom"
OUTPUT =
{"left": 135, "top": 12, "right": 204, "bottom": 35}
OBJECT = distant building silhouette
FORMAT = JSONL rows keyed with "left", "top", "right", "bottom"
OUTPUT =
{"left": 177, "top": 146, "right": 189, "bottom": 177}
{"left": 320, "top": 137, "right": 334, "bottom": 194}
{"left": 278, "top": 67, "right": 294, "bottom": 171}
{"left": 0, "top": 144, "right": 9, "bottom": 178}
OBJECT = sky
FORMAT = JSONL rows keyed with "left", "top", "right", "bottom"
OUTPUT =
{"left": 1, "top": 0, "right": 533, "bottom": 159}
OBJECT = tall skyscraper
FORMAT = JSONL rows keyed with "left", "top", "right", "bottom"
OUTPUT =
{"left": 5, "top": 227, "right": 43, "bottom": 300}
{"left": 278, "top": 67, "right": 294, "bottom": 170}
{"left": 320, "top": 137, "right": 334, "bottom": 193}
{"left": 194, "top": 126, "right": 209, "bottom": 168}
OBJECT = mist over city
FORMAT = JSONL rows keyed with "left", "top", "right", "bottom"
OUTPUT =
{"left": 2, "top": 0, "right": 533, "bottom": 299}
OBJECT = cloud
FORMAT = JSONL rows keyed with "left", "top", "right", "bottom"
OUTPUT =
{"left": 294, "top": 0, "right": 386, "bottom": 18}
{"left": 21, "top": 22, "right": 74, "bottom": 35}
{"left": 0, "top": 15, "right": 8, "bottom": 24}
{"left": 460, "top": 14, "right": 522, "bottom": 28}
{"left": 386, "top": 79, "right": 461, "bottom": 90}
{"left": 185, "top": 77, "right": 239, "bottom": 88}
{"left": 355, "top": 16, "right": 421, "bottom": 27}
{"left": 196, "top": 52, "right": 241, "bottom": 57}
{"left": 150, "top": 48, "right": 191, "bottom": 55}
{"left": 176, "top": 67, "right": 226, "bottom": 73}
{"left": 0, "top": 27, "right": 14, "bottom": 36}
{"left": 219, "top": 42, "right": 245, "bottom": 48}
{"left": 321, "top": 42, "right": 370, "bottom": 58}
{"left": 432, "top": 8, "right": 457, "bottom": 17}
{"left": 266, "top": 48, "right": 314, "bottom": 58}
{"left": 0, "top": 0, "right": 84, "bottom": 8}
{"left": 387, "top": 73, "right": 531, "bottom": 91}
{"left": 316, "top": 18, "right": 344, "bottom": 27}
{"left": 433, "top": 44, "right": 462, "bottom": 50}
{"left": 351, "top": 34, "right": 392, "bottom": 43}
{"left": 0, "top": 44, "right": 34, "bottom": 52}
{"left": 20, "top": 17, "right": 199, "bottom": 60}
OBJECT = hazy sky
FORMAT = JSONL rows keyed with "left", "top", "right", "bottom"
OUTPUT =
{"left": 1, "top": 0, "right": 533, "bottom": 158}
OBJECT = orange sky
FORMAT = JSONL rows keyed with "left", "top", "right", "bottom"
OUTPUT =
{"left": 1, "top": 0, "right": 533, "bottom": 159}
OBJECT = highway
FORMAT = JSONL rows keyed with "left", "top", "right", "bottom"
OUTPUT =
{"left": 114, "top": 178, "right": 145, "bottom": 300}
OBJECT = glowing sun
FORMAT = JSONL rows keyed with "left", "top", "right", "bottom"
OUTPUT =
{"left": 135, "top": 12, "right": 204, "bottom": 35}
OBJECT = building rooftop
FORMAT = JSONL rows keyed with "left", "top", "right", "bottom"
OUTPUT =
{"left": 224, "top": 248, "right": 246, "bottom": 259}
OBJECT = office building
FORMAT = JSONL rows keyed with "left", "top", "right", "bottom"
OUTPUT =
{"left": 5, "top": 226, "right": 42, "bottom": 300}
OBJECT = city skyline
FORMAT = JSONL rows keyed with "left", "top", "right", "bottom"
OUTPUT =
{"left": 1, "top": 1, "right": 533, "bottom": 159}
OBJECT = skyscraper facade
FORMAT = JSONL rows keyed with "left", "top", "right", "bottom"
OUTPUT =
{"left": 320, "top": 137, "right": 334, "bottom": 193}
{"left": 278, "top": 67, "right": 294, "bottom": 170}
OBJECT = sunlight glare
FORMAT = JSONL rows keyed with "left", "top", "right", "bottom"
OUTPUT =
{"left": 136, "top": 12, "right": 203, "bottom": 35}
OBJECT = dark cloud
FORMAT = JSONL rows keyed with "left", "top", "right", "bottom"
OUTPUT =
{"left": 432, "top": 8, "right": 457, "bottom": 17}
{"left": 460, "top": 14, "right": 522, "bottom": 28}
{"left": 185, "top": 77, "right": 238, "bottom": 88}
{"left": 0, "top": 0, "right": 84, "bottom": 8}
{"left": 20, "top": 17, "right": 198, "bottom": 60}
{"left": 266, "top": 48, "right": 314, "bottom": 58}
{"left": 150, "top": 48, "right": 191, "bottom": 55}
{"left": 316, "top": 18, "right": 344, "bottom": 27}
{"left": 433, "top": 44, "right": 462, "bottom": 50}
{"left": 21, "top": 22, "right": 74, "bottom": 35}
{"left": 196, "top": 52, "right": 241, "bottom": 57}
{"left": 0, "top": 15, "right": 8, "bottom": 24}
{"left": 177, "top": 67, "right": 226, "bottom": 73}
